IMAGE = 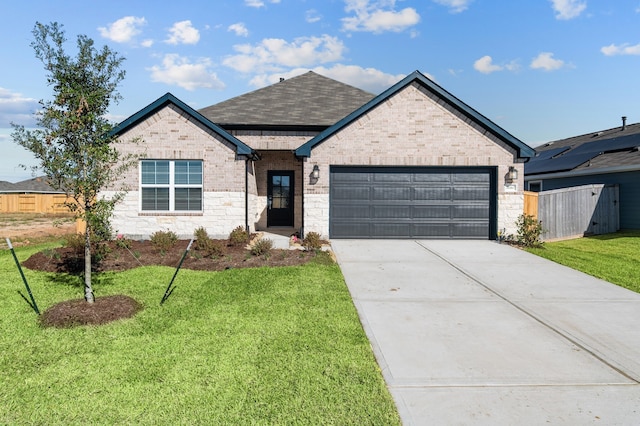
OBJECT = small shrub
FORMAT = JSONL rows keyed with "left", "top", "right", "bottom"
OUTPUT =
{"left": 193, "top": 227, "right": 224, "bottom": 258}
{"left": 302, "top": 232, "right": 322, "bottom": 251}
{"left": 250, "top": 238, "right": 273, "bottom": 257}
{"left": 150, "top": 230, "right": 178, "bottom": 252}
{"left": 115, "top": 234, "right": 132, "bottom": 249}
{"left": 229, "top": 226, "right": 249, "bottom": 246}
{"left": 64, "top": 233, "right": 110, "bottom": 262}
{"left": 199, "top": 238, "right": 224, "bottom": 258}
{"left": 516, "top": 214, "right": 544, "bottom": 248}
{"left": 65, "top": 233, "right": 86, "bottom": 255}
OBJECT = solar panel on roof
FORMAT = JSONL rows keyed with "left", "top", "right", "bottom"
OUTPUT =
{"left": 569, "top": 133, "right": 640, "bottom": 156}
{"left": 531, "top": 146, "right": 570, "bottom": 161}
{"left": 525, "top": 152, "right": 600, "bottom": 175}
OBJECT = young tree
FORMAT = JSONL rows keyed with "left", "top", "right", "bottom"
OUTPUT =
{"left": 12, "top": 22, "right": 134, "bottom": 303}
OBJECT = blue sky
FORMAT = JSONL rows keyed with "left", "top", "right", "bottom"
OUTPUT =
{"left": 2, "top": 0, "right": 639, "bottom": 181}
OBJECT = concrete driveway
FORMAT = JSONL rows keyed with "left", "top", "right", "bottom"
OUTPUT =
{"left": 331, "top": 239, "right": 640, "bottom": 425}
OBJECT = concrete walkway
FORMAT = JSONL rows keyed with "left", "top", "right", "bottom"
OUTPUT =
{"left": 331, "top": 239, "right": 640, "bottom": 425}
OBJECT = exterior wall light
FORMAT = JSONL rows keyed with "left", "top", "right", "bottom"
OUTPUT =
{"left": 508, "top": 166, "right": 518, "bottom": 182}
{"left": 311, "top": 165, "right": 320, "bottom": 179}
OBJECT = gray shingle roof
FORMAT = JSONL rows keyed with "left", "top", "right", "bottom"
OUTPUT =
{"left": 199, "top": 71, "right": 375, "bottom": 128}
{"left": 1, "top": 176, "right": 64, "bottom": 193}
{"left": 526, "top": 122, "right": 640, "bottom": 175}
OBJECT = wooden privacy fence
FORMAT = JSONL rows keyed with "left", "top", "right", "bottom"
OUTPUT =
{"left": 0, "top": 193, "right": 74, "bottom": 214}
{"left": 527, "top": 184, "right": 619, "bottom": 241}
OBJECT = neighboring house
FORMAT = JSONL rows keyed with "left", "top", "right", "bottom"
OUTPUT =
{"left": 109, "top": 70, "right": 534, "bottom": 240}
{"left": 0, "top": 176, "right": 69, "bottom": 213}
{"left": 525, "top": 118, "right": 640, "bottom": 229}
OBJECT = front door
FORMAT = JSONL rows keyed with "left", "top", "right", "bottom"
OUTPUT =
{"left": 267, "top": 170, "right": 294, "bottom": 227}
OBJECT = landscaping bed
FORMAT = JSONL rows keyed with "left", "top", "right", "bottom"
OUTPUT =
{"left": 22, "top": 237, "right": 322, "bottom": 274}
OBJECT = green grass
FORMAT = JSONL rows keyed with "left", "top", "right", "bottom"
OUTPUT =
{"left": 1, "top": 241, "right": 400, "bottom": 425}
{"left": 526, "top": 231, "right": 640, "bottom": 293}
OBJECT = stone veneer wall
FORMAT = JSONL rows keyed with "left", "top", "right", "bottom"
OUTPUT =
{"left": 110, "top": 104, "right": 253, "bottom": 238}
{"left": 301, "top": 82, "right": 525, "bottom": 239}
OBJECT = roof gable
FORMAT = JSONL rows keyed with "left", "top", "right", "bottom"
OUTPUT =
{"left": 112, "top": 93, "right": 254, "bottom": 156}
{"left": 296, "top": 70, "right": 534, "bottom": 158}
{"left": 199, "top": 71, "right": 375, "bottom": 129}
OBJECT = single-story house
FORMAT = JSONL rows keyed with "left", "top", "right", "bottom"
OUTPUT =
{"left": 525, "top": 118, "right": 640, "bottom": 229}
{"left": 109, "top": 70, "right": 534, "bottom": 240}
{"left": 0, "top": 176, "right": 69, "bottom": 214}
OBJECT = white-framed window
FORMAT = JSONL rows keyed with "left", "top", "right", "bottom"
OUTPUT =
{"left": 527, "top": 180, "right": 542, "bottom": 192}
{"left": 140, "top": 160, "right": 203, "bottom": 212}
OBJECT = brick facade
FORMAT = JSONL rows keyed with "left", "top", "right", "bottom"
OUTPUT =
{"left": 301, "top": 82, "right": 525, "bottom": 238}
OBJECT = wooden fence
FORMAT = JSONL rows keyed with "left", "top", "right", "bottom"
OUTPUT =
{"left": 523, "top": 191, "right": 538, "bottom": 219}
{"left": 529, "top": 184, "right": 619, "bottom": 241}
{"left": 0, "top": 193, "right": 74, "bottom": 214}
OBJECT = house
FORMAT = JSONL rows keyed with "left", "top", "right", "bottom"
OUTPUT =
{"left": 0, "top": 176, "right": 70, "bottom": 214}
{"left": 524, "top": 118, "right": 640, "bottom": 229}
{"left": 109, "top": 70, "right": 534, "bottom": 240}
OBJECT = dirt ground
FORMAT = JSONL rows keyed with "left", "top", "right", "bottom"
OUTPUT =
{"left": 1, "top": 213, "right": 77, "bottom": 247}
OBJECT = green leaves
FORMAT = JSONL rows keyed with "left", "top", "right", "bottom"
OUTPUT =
{"left": 11, "top": 21, "right": 134, "bottom": 302}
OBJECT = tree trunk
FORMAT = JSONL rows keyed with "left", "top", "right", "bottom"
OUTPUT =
{"left": 84, "top": 227, "right": 94, "bottom": 303}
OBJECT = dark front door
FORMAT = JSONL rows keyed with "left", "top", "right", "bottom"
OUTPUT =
{"left": 267, "top": 170, "right": 294, "bottom": 227}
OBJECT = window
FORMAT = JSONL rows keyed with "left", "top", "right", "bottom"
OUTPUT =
{"left": 141, "top": 160, "right": 202, "bottom": 211}
{"left": 527, "top": 181, "right": 542, "bottom": 192}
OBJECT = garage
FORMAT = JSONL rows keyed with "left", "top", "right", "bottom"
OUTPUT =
{"left": 329, "top": 166, "right": 497, "bottom": 239}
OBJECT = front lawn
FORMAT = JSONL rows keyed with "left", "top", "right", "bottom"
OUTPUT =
{"left": 0, "top": 241, "right": 400, "bottom": 425}
{"left": 526, "top": 231, "right": 640, "bottom": 293}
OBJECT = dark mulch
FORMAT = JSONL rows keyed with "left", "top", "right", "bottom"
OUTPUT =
{"left": 24, "top": 238, "right": 329, "bottom": 329}
{"left": 40, "top": 295, "right": 142, "bottom": 328}
{"left": 23, "top": 239, "right": 322, "bottom": 274}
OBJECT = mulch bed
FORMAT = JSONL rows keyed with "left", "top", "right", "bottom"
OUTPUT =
{"left": 23, "top": 239, "right": 320, "bottom": 274}
{"left": 39, "top": 295, "right": 142, "bottom": 328}
{"left": 23, "top": 238, "right": 326, "bottom": 329}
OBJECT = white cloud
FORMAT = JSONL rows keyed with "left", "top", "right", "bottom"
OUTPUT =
{"left": 601, "top": 43, "right": 640, "bottom": 56}
{"left": 228, "top": 23, "right": 249, "bottom": 37}
{"left": 245, "top": 0, "right": 280, "bottom": 7}
{"left": 473, "top": 56, "right": 503, "bottom": 74}
{"left": 249, "top": 64, "right": 406, "bottom": 93}
{"left": 550, "top": 0, "right": 586, "bottom": 20}
{"left": 306, "top": 9, "right": 322, "bottom": 23}
{"left": 223, "top": 35, "right": 346, "bottom": 73}
{"left": 98, "top": 16, "right": 147, "bottom": 44}
{"left": 148, "top": 54, "right": 225, "bottom": 91}
{"left": 530, "top": 52, "right": 566, "bottom": 71}
{"left": 165, "top": 20, "right": 200, "bottom": 45}
{"left": 432, "top": 0, "right": 473, "bottom": 13}
{"left": 473, "top": 56, "right": 520, "bottom": 74}
{"left": 342, "top": 0, "right": 420, "bottom": 33}
{"left": 0, "top": 87, "right": 39, "bottom": 127}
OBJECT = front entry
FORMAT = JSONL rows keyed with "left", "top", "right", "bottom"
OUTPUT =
{"left": 267, "top": 170, "right": 294, "bottom": 227}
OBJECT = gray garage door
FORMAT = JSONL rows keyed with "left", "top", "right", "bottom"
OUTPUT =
{"left": 330, "top": 166, "right": 496, "bottom": 239}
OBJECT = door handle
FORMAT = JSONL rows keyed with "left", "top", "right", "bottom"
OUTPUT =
{"left": 267, "top": 196, "right": 272, "bottom": 210}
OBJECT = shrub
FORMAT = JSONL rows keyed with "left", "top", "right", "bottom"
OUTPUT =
{"left": 150, "top": 230, "right": 178, "bottom": 252}
{"left": 64, "top": 233, "right": 110, "bottom": 261}
{"left": 65, "top": 233, "right": 86, "bottom": 255}
{"left": 194, "top": 226, "right": 209, "bottom": 243}
{"left": 516, "top": 214, "right": 544, "bottom": 248}
{"left": 193, "top": 227, "right": 224, "bottom": 258}
{"left": 229, "top": 226, "right": 249, "bottom": 246}
{"left": 250, "top": 238, "right": 273, "bottom": 257}
{"left": 115, "top": 234, "right": 132, "bottom": 249}
{"left": 302, "top": 232, "right": 322, "bottom": 251}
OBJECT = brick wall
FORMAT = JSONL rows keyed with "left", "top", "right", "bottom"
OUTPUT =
{"left": 110, "top": 104, "right": 250, "bottom": 238}
{"left": 302, "top": 82, "right": 525, "bottom": 238}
